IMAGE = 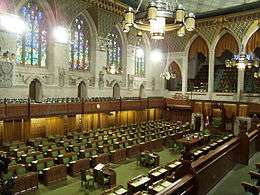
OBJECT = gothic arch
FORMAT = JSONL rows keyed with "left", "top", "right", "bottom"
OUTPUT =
{"left": 69, "top": 12, "right": 97, "bottom": 72}
{"left": 166, "top": 61, "right": 182, "bottom": 91}
{"left": 188, "top": 36, "right": 209, "bottom": 60}
{"left": 211, "top": 30, "right": 241, "bottom": 54}
{"left": 139, "top": 84, "right": 145, "bottom": 98}
{"left": 78, "top": 81, "right": 87, "bottom": 98}
{"left": 245, "top": 28, "right": 260, "bottom": 53}
{"left": 242, "top": 20, "right": 260, "bottom": 48}
{"left": 115, "top": 24, "right": 128, "bottom": 74}
{"left": 113, "top": 83, "right": 120, "bottom": 99}
{"left": 185, "top": 33, "right": 210, "bottom": 58}
{"left": 16, "top": 0, "right": 56, "bottom": 26}
{"left": 29, "top": 79, "right": 42, "bottom": 102}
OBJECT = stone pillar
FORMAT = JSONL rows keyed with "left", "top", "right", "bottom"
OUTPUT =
{"left": 182, "top": 55, "right": 188, "bottom": 93}
{"left": 237, "top": 68, "right": 245, "bottom": 100}
{"left": 208, "top": 50, "right": 215, "bottom": 96}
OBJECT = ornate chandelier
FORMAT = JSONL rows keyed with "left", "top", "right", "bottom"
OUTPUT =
{"left": 123, "top": 0, "right": 196, "bottom": 40}
{"left": 225, "top": 51, "right": 260, "bottom": 70}
{"left": 160, "top": 71, "right": 176, "bottom": 80}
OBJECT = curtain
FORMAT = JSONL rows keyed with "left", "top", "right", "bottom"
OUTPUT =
{"left": 215, "top": 33, "right": 239, "bottom": 57}
{"left": 246, "top": 29, "right": 260, "bottom": 53}
{"left": 189, "top": 37, "right": 208, "bottom": 60}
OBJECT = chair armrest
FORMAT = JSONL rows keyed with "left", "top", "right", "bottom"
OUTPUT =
{"left": 256, "top": 163, "right": 260, "bottom": 170}
{"left": 241, "top": 182, "right": 260, "bottom": 194}
{"left": 249, "top": 171, "right": 260, "bottom": 180}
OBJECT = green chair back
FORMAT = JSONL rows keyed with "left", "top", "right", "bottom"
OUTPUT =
{"left": 16, "top": 166, "right": 26, "bottom": 175}
{"left": 46, "top": 160, "right": 54, "bottom": 168}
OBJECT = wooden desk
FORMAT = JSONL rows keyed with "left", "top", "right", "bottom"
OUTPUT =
{"left": 140, "top": 152, "right": 160, "bottom": 167}
{"left": 149, "top": 167, "right": 168, "bottom": 182}
{"left": 177, "top": 136, "right": 203, "bottom": 148}
{"left": 148, "top": 180, "right": 173, "bottom": 195}
{"left": 166, "top": 161, "right": 182, "bottom": 174}
{"left": 128, "top": 175, "right": 151, "bottom": 194}
{"left": 103, "top": 185, "right": 128, "bottom": 195}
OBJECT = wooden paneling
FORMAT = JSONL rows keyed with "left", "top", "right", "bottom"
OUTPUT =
{"left": 67, "top": 103, "right": 83, "bottom": 115}
{"left": 223, "top": 103, "right": 237, "bottom": 118}
{"left": 6, "top": 104, "right": 29, "bottom": 119}
{"left": 193, "top": 102, "right": 203, "bottom": 113}
{"left": 3, "top": 120, "right": 22, "bottom": 142}
{"left": 0, "top": 105, "right": 5, "bottom": 120}
{"left": 84, "top": 101, "right": 121, "bottom": 113}
{"left": 238, "top": 104, "right": 248, "bottom": 117}
{"left": 148, "top": 98, "right": 165, "bottom": 108}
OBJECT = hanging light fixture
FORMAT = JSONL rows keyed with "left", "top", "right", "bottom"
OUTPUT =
{"left": 225, "top": 51, "right": 259, "bottom": 70}
{"left": 160, "top": 71, "right": 176, "bottom": 80}
{"left": 123, "top": 0, "right": 195, "bottom": 40}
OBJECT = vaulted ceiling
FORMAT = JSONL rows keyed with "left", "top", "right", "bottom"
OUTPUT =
{"left": 119, "top": 0, "right": 260, "bottom": 14}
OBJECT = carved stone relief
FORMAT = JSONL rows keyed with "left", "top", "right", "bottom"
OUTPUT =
{"left": 0, "top": 61, "right": 13, "bottom": 88}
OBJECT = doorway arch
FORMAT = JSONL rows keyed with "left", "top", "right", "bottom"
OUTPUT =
{"left": 29, "top": 79, "right": 42, "bottom": 102}
{"left": 78, "top": 81, "right": 87, "bottom": 98}
{"left": 113, "top": 83, "right": 120, "bottom": 98}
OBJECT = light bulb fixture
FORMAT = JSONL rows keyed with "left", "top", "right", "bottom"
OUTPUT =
{"left": 0, "top": 13, "right": 26, "bottom": 34}
{"left": 160, "top": 71, "right": 176, "bottom": 80}
{"left": 52, "top": 26, "right": 69, "bottom": 43}
{"left": 136, "top": 47, "right": 144, "bottom": 58}
{"left": 150, "top": 49, "right": 162, "bottom": 63}
{"left": 225, "top": 51, "right": 260, "bottom": 70}
{"left": 122, "top": 0, "right": 195, "bottom": 40}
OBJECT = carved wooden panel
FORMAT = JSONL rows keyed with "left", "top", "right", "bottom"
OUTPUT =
{"left": 67, "top": 103, "right": 83, "bottom": 115}
{"left": 148, "top": 98, "right": 165, "bottom": 108}
{"left": 0, "top": 105, "right": 5, "bottom": 119}
{"left": 121, "top": 100, "right": 142, "bottom": 111}
{"left": 30, "top": 103, "right": 67, "bottom": 117}
{"left": 6, "top": 104, "right": 29, "bottom": 119}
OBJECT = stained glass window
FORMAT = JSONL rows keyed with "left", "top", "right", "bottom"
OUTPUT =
{"left": 106, "top": 32, "right": 122, "bottom": 74}
{"left": 71, "top": 15, "right": 89, "bottom": 70}
{"left": 135, "top": 46, "right": 145, "bottom": 76}
{"left": 16, "top": 1, "right": 47, "bottom": 67}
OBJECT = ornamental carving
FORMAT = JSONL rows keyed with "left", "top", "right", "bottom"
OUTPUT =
{"left": 0, "top": 61, "right": 13, "bottom": 88}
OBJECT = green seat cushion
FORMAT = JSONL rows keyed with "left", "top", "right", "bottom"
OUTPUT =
{"left": 36, "top": 154, "right": 44, "bottom": 160}
{"left": 16, "top": 166, "right": 26, "bottom": 175}
{"left": 63, "top": 157, "right": 70, "bottom": 165}
{"left": 46, "top": 160, "right": 54, "bottom": 168}
{"left": 37, "top": 162, "right": 45, "bottom": 171}
{"left": 3, "top": 171, "right": 13, "bottom": 181}
{"left": 71, "top": 155, "right": 78, "bottom": 161}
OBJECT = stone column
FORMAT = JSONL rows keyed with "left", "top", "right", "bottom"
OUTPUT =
{"left": 208, "top": 50, "right": 215, "bottom": 97}
{"left": 237, "top": 68, "right": 245, "bottom": 100}
{"left": 182, "top": 55, "right": 188, "bottom": 93}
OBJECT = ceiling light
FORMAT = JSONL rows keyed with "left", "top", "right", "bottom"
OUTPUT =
{"left": 122, "top": 0, "right": 195, "bottom": 40}
{"left": 0, "top": 13, "right": 26, "bottom": 34}
{"left": 150, "top": 49, "right": 162, "bottom": 62}
{"left": 52, "top": 26, "right": 69, "bottom": 43}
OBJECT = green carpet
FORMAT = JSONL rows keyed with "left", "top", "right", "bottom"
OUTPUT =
{"left": 208, "top": 152, "right": 260, "bottom": 195}
{"left": 28, "top": 148, "right": 179, "bottom": 195}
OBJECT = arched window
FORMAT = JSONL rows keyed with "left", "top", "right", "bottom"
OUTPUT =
{"left": 106, "top": 32, "right": 122, "bottom": 74}
{"left": 16, "top": 1, "right": 47, "bottom": 67}
{"left": 135, "top": 45, "right": 145, "bottom": 76}
{"left": 71, "top": 15, "right": 89, "bottom": 70}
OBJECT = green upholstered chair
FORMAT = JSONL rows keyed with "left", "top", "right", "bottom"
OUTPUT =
{"left": 36, "top": 153, "right": 44, "bottom": 160}
{"left": 37, "top": 162, "right": 45, "bottom": 174}
{"left": 46, "top": 160, "right": 54, "bottom": 168}
{"left": 71, "top": 154, "right": 78, "bottom": 162}
{"left": 16, "top": 166, "right": 26, "bottom": 175}
{"left": 63, "top": 157, "right": 70, "bottom": 166}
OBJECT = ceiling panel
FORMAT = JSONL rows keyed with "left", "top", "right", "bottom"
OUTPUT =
{"left": 120, "top": 0, "right": 260, "bottom": 14}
